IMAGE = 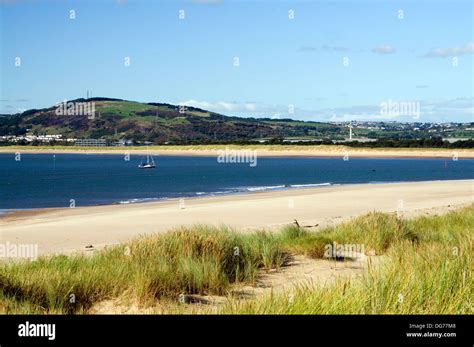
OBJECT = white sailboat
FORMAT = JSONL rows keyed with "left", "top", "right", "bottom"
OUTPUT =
{"left": 138, "top": 151, "right": 156, "bottom": 169}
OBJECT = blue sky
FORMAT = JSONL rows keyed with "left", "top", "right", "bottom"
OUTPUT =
{"left": 1, "top": 0, "right": 473, "bottom": 122}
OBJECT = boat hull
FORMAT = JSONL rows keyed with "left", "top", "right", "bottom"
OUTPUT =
{"left": 138, "top": 164, "right": 156, "bottom": 169}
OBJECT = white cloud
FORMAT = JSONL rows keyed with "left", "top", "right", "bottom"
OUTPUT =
{"left": 325, "top": 98, "right": 473, "bottom": 122}
{"left": 321, "top": 45, "right": 348, "bottom": 52}
{"left": 179, "top": 99, "right": 311, "bottom": 119}
{"left": 422, "top": 98, "right": 474, "bottom": 119}
{"left": 179, "top": 99, "right": 266, "bottom": 113}
{"left": 371, "top": 44, "right": 396, "bottom": 54}
{"left": 298, "top": 46, "right": 318, "bottom": 52}
{"left": 329, "top": 113, "right": 401, "bottom": 122}
{"left": 178, "top": 98, "right": 473, "bottom": 123}
{"left": 423, "top": 42, "right": 474, "bottom": 57}
{"left": 299, "top": 45, "right": 348, "bottom": 52}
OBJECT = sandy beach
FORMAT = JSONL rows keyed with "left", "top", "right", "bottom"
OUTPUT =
{"left": 0, "top": 145, "right": 473, "bottom": 158}
{"left": 1, "top": 179, "right": 472, "bottom": 256}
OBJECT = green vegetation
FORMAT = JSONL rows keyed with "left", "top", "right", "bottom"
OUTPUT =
{"left": 0, "top": 226, "right": 287, "bottom": 313}
{"left": 97, "top": 100, "right": 157, "bottom": 118}
{"left": 0, "top": 98, "right": 335, "bottom": 143}
{"left": 344, "top": 137, "right": 474, "bottom": 149}
{"left": 278, "top": 212, "right": 416, "bottom": 257}
{"left": 1, "top": 97, "right": 472, "bottom": 146}
{"left": 0, "top": 206, "right": 472, "bottom": 314}
{"left": 221, "top": 208, "right": 473, "bottom": 314}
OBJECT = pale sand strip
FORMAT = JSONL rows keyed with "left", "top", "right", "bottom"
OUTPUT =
{"left": 0, "top": 147, "right": 473, "bottom": 158}
{"left": 0, "top": 180, "right": 472, "bottom": 256}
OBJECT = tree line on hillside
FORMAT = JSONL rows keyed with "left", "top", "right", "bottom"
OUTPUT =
{"left": 345, "top": 137, "right": 474, "bottom": 148}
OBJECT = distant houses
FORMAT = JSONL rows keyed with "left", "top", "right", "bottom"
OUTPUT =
{"left": 0, "top": 134, "right": 76, "bottom": 144}
{"left": 0, "top": 134, "right": 137, "bottom": 147}
{"left": 114, "top": 138, "right": 135, "bottom": 146}
{"left": 75, "top": 138, "right": 134, "bottom": 147}
{"left": 75, "top": 139, "right": 108, "bottom": 146}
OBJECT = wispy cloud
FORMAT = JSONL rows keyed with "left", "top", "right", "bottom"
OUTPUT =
{"left": 371, "top": 44, "right": 396, "bottom": 54}
{"left": 326, "top": 98, "right": 473, "bottom": 122}
{"left": 298, "top": 46, "right": 318, "bottom": 52}
{"left": 179, "top": 99, "right": 275, "bottom": 114}
{"left": 423, "top": 42, "right": 474, "bottom": 57}
{"left": 179, "top": 98, "right": 473, "bottom": 123}
{"left": 179, "top": 99, "right": 313, "bottom": 119}
{"left": 321, "top": 44, "right": 348, "bottom": 52}
{"left": 299, "top": 45, "right": 348, "bottom": 52}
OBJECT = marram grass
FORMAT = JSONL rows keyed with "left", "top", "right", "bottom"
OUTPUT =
{"left": 220, "top": 208, "right": 473, "bottom": 314}
{"left": 0, "top": 225, "right": 287, "bottom": 313}
{"left": 0, "top": 206, "right": 472, "bottom": 314}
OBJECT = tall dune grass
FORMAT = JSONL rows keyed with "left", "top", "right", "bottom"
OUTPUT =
{"left": 0, "top": 206, "right": 472, "bottom": 314}
{"left": 0, "top": 226, "right": 287, "bottom": 313}
{"left": 220, "top": 208, "right": 473, "bottom": 314}
{"left": 278, "top": 212, "right": 418, "bottom": 257}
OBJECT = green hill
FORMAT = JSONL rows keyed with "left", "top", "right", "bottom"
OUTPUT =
{"left": 1, "top": 98, "right": 472, "bottom": 145}
{"left": 0, "top": 98, "right": 344, "bottom": 144}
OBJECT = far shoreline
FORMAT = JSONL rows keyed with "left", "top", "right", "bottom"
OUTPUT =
{"left": 0, "top": 145, "right": 473, "bottom": 158}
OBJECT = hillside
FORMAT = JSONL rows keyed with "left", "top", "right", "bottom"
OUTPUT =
{"left": 0, "top": 98, "right": 343, "bottom": 144}
{"left": 0, "top": 98, "right": 472, "bottom": 145}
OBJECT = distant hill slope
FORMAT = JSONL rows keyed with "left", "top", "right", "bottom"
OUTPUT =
{"left": 0, "top": 98, "right": 344, "bottom": 143}
{"left": 1, "top": 98, "right": 472, "bottom": 144}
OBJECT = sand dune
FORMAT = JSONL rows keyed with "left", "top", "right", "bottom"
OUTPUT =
{"left": 1, "top": 180, "right": 472, "bottom": 256}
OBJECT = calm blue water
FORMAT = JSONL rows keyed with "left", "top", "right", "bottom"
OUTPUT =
{"left": 0, "top": 153, "right": 472, "bottom": 210}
